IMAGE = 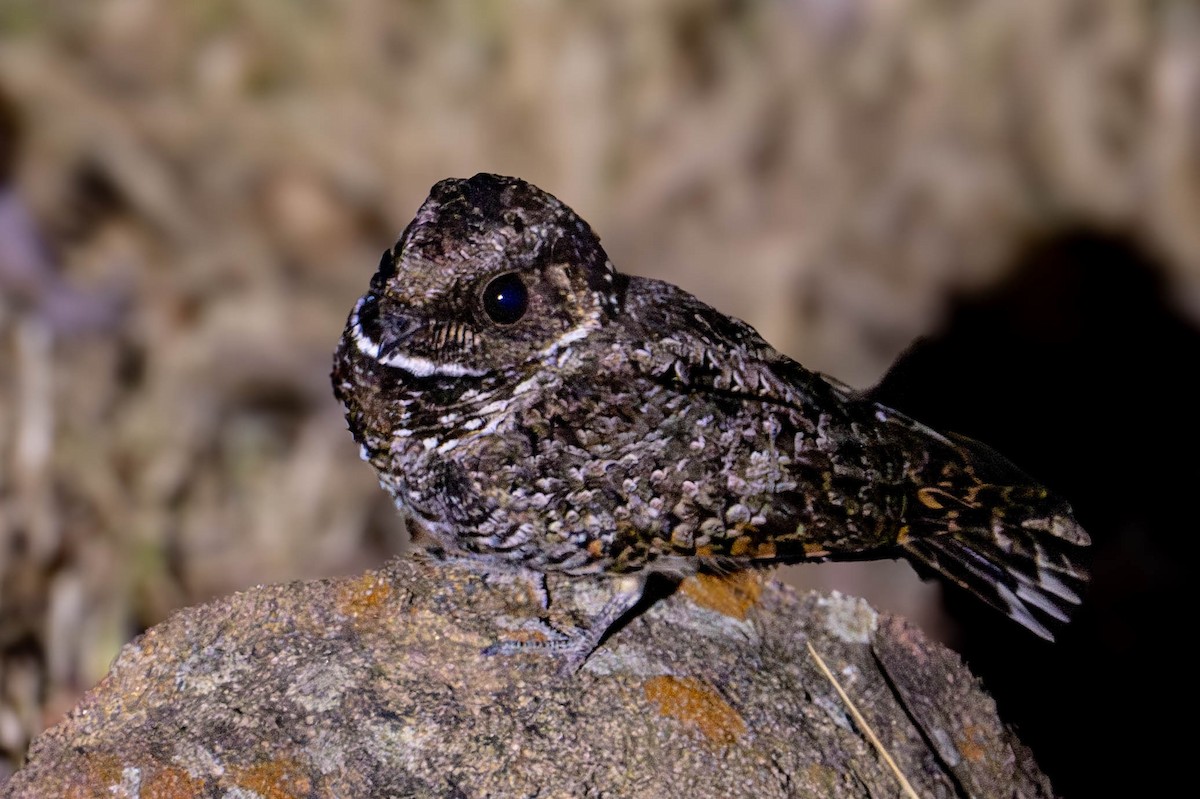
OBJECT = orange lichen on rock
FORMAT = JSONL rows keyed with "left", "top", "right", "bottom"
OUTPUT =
{"left": 644, "top": 676, "right": 747, "bottom": 745}
{"left": 141, "top": 767, "right": 205, "bottom": 799}
{"left": 60, "top": 753, "right": 125, "bottom": 799}
{"left": 337, "top": 572, "right": 394, "bottom": 620}
{"left": 231, "top": 759, "right": 314, "bottom": 799}
{"left": 679, "top": 571, "right": 762, "bottom": 620}
{"left": 956, "top": 723, "right": 988, "bottom": 763}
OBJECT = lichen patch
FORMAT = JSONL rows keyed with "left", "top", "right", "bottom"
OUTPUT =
{"left": 230, "top": 759, "right": 314, "bottom": 799}
{"left": 141, "top": 767, "right": 205, "bottom": 798}
{"left": 644, "top": 675, "right": 746, "bottom": 745}
{"left": 679, "top": 572, "right": 762, "bottom": 620}
{"left": 956, "top": 723, "right": 988, "bottom": 763}
{"left": 59, "top": 752, "right": 126, "bottom": 798}
{"left": 818, "top": 591, "right": 878, "bottom": 644}
{"left": 337, "top": 572, "right": 395, "bottom": 622}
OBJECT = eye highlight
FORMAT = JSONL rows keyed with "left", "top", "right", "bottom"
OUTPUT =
{"left": 481, "top": 273, "right": 529, "bottom": 325}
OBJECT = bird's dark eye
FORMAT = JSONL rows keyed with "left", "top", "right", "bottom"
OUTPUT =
{"left": 482, "top": 273, "right": 528, "bottom": 325}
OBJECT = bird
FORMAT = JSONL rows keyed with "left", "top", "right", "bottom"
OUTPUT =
{"left": 331, "top": 173, "right": 1090, "bottom": 669}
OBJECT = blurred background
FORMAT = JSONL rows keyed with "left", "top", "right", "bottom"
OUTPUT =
{"left": 2, "top": 1, "right": 1198, "bottom": 795}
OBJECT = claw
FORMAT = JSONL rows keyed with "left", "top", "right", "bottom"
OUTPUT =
{"left": 483, "top": 575, "right": 647, "bottom": 673}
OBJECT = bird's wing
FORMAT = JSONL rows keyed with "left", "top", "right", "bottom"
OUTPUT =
{"left": 596, "top": 278, "right": 908, "bottom": 559}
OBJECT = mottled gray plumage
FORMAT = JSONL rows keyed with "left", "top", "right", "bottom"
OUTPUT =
{"left": 332, "top": 173, "right": 1089, "bottom": 666}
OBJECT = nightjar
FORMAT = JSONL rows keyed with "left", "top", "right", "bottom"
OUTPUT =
{"left": 332, "top": 173, "right": 1090, "bottom": 667}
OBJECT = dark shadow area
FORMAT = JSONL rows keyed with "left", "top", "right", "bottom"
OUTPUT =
{"left": 868, "top": 227, "right": 1197, "bottom": 798}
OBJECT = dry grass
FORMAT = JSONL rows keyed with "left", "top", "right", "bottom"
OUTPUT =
{"left": 807, "top": 639, "right": 921, "bottom": 799}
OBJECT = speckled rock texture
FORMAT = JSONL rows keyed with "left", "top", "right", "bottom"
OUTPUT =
{"left": 2, "top": 557, "right": 1054, "bottom": 798}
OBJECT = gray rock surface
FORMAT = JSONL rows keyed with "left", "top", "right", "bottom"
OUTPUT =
{"left": 3, "top": 556, "right": 1053, "bottom": 798}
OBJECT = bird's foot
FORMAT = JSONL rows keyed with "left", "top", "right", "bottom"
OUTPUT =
{"left": 483, "top": 575, "right": 646, "bottom": 675}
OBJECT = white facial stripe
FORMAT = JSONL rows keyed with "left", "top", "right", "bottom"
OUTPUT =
{"left": 353, "top": 325, "right": 381, "bottom": 359}
{"left": 350, "top": 294, "right": 487, "bottom": 378}
{"left": 378, "top": 350, "right": 487, "bottom": 377}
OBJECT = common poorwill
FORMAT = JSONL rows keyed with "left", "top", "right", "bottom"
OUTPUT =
{"left": 332, "top": 173, "right": 1090, "bottom": 666}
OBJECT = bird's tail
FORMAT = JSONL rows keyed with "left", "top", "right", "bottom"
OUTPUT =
{"left": 898, "top": 431, "right": 1091, "bottom": 640}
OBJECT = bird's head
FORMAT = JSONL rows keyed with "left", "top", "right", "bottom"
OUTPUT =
{"left": 343, "top": 173, "right": 625, "bottom": 380}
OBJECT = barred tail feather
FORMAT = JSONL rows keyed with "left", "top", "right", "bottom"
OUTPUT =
{"left": 900, "top": 434, "right": 1091, "bottom": 640}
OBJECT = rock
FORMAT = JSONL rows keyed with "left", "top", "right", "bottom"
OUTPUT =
{"left": 2, "top": 558, "right": 1054, "bottom": 798}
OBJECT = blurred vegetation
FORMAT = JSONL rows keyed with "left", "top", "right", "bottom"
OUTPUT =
{"left": 3, "top": 0, "right": 1200, "bottom": 788}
